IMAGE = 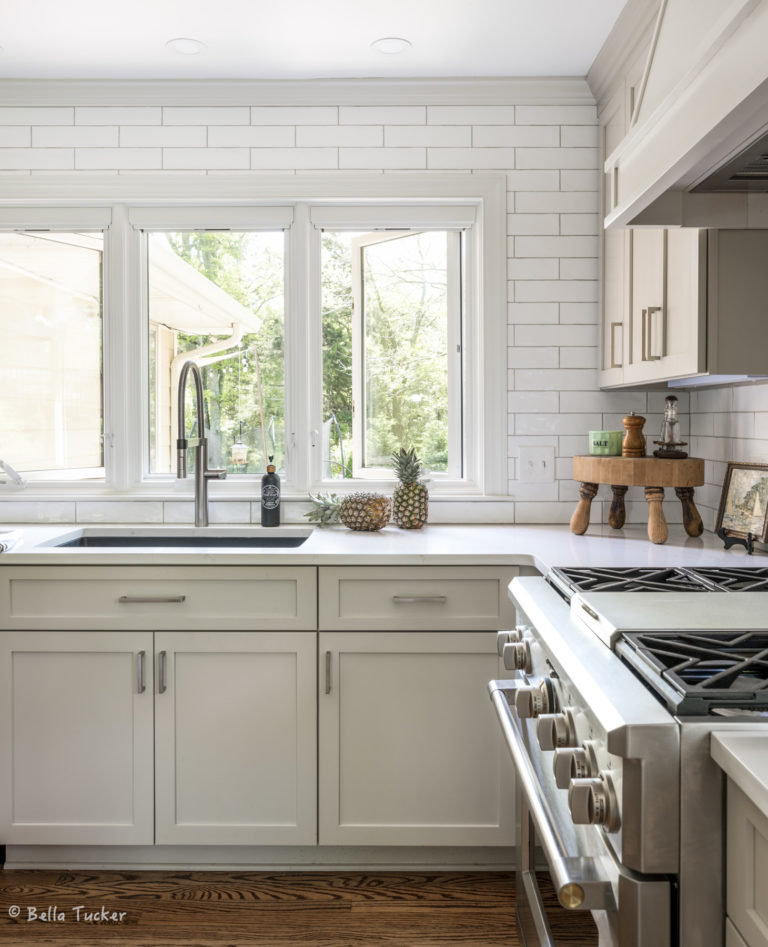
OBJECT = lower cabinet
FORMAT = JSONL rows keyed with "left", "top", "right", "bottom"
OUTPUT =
{"left": 155, "top": 632, "right": 317, "bottom": 845}
{"left": 726, "top": 782, "right": 768, "bottom": 947}
{"left": 0, "top": 630, "right": 317, "bottom": 846}
{"left": 318, "top": 631, "right": 516, "bottom": 846}
{"left": 0, "top": 631, "right": 154, "bottom": 845}
{"left": 0, "top": 564, "right": 519, "bottom": 855}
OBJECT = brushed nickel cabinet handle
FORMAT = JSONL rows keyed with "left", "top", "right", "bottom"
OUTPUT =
{"left": 646, "top": 305, "right": 663, "bottom": 360}
{"left": 324, "top": 650, "right": 332, "bottom": 695}
{"left": 137, "top": 651, "right": 146, "bottom": 694}
{"left": 158, "top": 650, "right": 167, "bottom": 694}
{"left": 609, "top": 321, "right": 623, "bottom": 368}
{"left": 118, "top": 595, "right": 186, "bottom": 604}
{"left": 392, "top": 595, "right": 447, "bottom": 605}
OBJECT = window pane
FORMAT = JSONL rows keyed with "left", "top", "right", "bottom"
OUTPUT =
{"left": 0, "top": 232, "right": 103, "bottom": 476}
{"left": 147, "top": 232, "right": 285, "bottom": 476}
{"left": 321, "top": 230, "right": 460, "bottom": 479}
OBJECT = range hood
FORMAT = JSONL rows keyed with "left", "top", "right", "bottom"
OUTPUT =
{"left": 692, "top": 131, "right": 768, "bottom": 192}
{"left": 604, "top": 0, "right": 768, "bottom": 228}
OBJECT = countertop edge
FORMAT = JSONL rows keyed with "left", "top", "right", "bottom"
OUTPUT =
{"left": 0, "top": 523, "right": 760, "bottom": 571}
{"left": 711, "top": 731, "right": 768, "bottom": 821}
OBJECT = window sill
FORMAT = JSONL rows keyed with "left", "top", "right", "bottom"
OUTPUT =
{"left": 0, "top": 490, "right": 515, "bottom": 526}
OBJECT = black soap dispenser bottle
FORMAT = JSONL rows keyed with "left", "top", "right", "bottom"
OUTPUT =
{"left": 261, "top": 456, "right": 280, "bottom": 527}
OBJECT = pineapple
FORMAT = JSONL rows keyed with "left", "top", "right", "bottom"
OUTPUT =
{"left": 305, "top": 492, "right": 342, "bottom": 527}
{"left": 306, "top": 491, "right": 391, "bottom": 531}
{"left": 392, "top": 447, "right": 429, "bottom": 529}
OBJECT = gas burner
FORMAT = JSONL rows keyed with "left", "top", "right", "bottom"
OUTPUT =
{"left": 686, "top": 567, "right": 768, "bottom": 592}
{"left": 619, "top": 630, "right": 768, "bottom": 715}
{"left": 547, "top": 565, "right": 768, "bottom": 601}
{"left": 548, "top": 566, "right": 711, "bottom": 597}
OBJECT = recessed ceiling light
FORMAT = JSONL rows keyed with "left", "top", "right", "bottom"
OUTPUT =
{"left": 371, "top": 37, "right": 412, "bottom": 55}
{"left": 166, "top": 37, "right": 206, "bottom": 56}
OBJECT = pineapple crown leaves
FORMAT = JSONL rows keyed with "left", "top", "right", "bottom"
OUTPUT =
{"left": 304, "top": 491, "right": 342, "bottom": 526}
{"left": 391, "top": 446, "right": 427, "bottom": 485}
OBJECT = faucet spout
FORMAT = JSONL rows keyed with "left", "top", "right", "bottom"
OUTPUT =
{"left": 176, "top": 360, "right": 227, "bottom": 526}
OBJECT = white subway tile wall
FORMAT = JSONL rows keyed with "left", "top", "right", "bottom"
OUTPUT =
{"left": 1, "top": 96, "right": 763, "bottom": 529}
{"left": 690, "top": 383, "right": 768, "bottom": 531}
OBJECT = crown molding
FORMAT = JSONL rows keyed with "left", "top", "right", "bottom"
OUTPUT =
{"left": 0, "top": 76, "right": 594, "bottom": 107}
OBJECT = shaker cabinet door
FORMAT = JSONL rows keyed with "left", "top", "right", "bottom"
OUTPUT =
{"left": 0, "top": 631, "right": 154, "bottom": 845}
{"left": 154, "top": 631, "right": 317, "bottom": 845}
{"left": 318, "top": 631, "right": 516, "bottom": 847}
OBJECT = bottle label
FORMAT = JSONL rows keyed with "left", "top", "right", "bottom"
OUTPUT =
{"left": 262, "top": 484, "right": 280, "bottom": 510}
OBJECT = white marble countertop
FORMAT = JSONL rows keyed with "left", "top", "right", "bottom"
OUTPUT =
{"left": 711, "top": 732, "right": 768, "bottom": 820}
{"left": 0, "top": 521, "right": 764, "bottom": 571}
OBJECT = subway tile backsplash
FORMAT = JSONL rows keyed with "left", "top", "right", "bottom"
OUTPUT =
{"left": 1, "top": 90, "right": 766, "bottom": 528}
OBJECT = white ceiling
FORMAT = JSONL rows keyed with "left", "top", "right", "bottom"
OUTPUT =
{"left": 0, "top": 0, "right": 628, "bottom": 81}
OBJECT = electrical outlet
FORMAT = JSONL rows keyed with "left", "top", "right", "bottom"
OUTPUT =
{"left": 519, "top": 445, "right": 555, "bottom": 483}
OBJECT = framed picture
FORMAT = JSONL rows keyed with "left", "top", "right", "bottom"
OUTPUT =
{"left": 715, "top": 462, "right": 768, "bottom": 542}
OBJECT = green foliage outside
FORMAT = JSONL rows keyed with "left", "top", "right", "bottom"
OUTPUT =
{"left": 154, "top": 228, "right": 454, "bottom": 478}
{"left": 321, "top": 231, "right": 451, "bottom": 475}
{"left": 160, "top": 231, "right": 285, "bottom": 474}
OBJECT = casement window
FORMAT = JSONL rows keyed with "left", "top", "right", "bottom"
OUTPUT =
{"left": 0, "top": 176, "right": 505, "bottom": 499}
{"left": 0, "top": 211, "right": 108, "bottom": 482}
{"left": 314, "top": 207, "right": 468, "bottom": 482}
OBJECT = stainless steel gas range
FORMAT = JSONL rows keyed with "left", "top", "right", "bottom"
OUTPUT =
{"left": 489, "top": 565, "right": 768, "bottom": 947}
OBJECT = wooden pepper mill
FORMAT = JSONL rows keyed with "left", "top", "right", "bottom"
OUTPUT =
{"left": 622, "top": 412, "right": 646, "bottom": 458}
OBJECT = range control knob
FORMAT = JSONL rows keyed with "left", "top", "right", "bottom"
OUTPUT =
{"left": 553, "top": 741, "right": 598, "bottom": 789}
{"left": 503, "top": 640, "right": 531, "bottom": 673}
{"left": 536, "top": 710, "right": 576, "bottom": 751}
{"left": 568, "top": 772, "right": 621, "bottom": 832}
{"left": 514, "top": 679, "right": 556, "bottom": 719}
{"left": 496, "top": 628, "right": 523, "bottom": 656}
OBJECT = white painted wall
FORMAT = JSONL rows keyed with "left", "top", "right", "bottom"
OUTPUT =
{"left": 0, "top": 83, "right": 695, "bottom": 528}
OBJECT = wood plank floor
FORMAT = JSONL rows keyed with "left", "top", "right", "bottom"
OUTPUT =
{"left": 0, "top": 870, "right": 598, "bottom": 946}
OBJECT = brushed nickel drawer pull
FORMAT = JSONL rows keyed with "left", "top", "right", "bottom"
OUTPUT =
{"left": 324, "top": 650, "right": 332, "bottom": 695}
{"left": 118, "top": 595, "right": 186, "bottom": 604}
{"left": 137, "top": 650, "right": 146, "bottom": 694}
{"left": 392, "top": 595, "right": 447, "bottom": 605}
{"left": 158, "top": 650, "right": 167, "bottom": 694}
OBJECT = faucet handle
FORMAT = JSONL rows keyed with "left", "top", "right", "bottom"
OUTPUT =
{"left": 205, "top": 467, "right": 227, "bottom": 481}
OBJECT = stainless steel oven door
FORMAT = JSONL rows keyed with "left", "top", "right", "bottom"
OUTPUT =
{"left": 489, "top": 679, "right": 672, "bottom": 947}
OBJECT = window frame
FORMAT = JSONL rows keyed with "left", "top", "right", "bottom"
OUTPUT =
{"left": 0, "top": 173, "right": 507, "bottom": 501}
{"left": 347, "top": 228, "right": 463, "bottom": 482}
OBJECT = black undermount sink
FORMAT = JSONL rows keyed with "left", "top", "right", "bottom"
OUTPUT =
{"left": 44, "top": 529, "right": 311, "bottom": 549}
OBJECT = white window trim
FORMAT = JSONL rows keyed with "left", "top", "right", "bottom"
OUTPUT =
{"left": 0, "top": 172, "right": 507, "bottom": 501}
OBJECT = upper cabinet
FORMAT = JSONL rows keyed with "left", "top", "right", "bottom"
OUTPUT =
{"left": 603, "top": 222, "right": 768, "bottom": 389}
{"left": 593, "top": 0, "right": 768, "bottom": 388}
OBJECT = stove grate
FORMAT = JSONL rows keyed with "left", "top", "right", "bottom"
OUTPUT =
{"left": 620, "top": 630, "right": 768, "bottom": 714}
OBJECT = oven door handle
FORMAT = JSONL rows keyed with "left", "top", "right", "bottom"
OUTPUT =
{"left": 489, "top": 682, "right": 616, "bottom": 912}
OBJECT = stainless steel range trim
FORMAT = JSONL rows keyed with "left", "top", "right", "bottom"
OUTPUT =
{"left": 489, "top": 681, "right": 615, "bottom": 913}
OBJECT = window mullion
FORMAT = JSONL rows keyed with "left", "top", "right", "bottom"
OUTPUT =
{"left": 286, "top": 203, "right": 312, "bottom": 494}
{"left": 103, "top": 203, "right": 144, "bottom": 490}
{"left": 447, "top": 231, "right": 463, "bottom": 480}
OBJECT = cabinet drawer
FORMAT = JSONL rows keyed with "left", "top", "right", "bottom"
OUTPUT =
{"left": 0, "top": 567, "right": 317, "bottom": 630}
{"left": 319, "top": 566, "right": 518, "bottom": 631}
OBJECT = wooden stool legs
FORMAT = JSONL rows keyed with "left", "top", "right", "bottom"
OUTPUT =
{"left": 675, "top": 486, "right": 703, "bottom": 537}
{"left": 645, "top": 486, "right": 667, "bottom": 544}
{"left": 608, "top": 485, "right": 628, "bottom": 529}
{"left": 570, "top": 482, "right": 598, "bottom": 535}
{"left": 570, "top": 482, "right": 702, "bottom": 543}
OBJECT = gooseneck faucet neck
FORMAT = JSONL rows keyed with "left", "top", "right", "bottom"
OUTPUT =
{"left": 176, "top": 360, "right": 227, "bottom": 527}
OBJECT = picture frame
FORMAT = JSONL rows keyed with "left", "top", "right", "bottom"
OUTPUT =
{"left": 715, "top": 461, "right": 768, "bottom": 543}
